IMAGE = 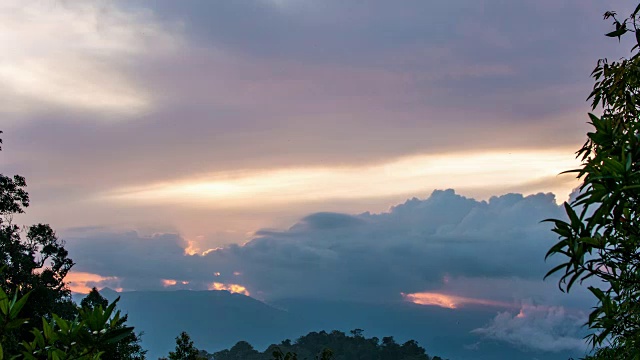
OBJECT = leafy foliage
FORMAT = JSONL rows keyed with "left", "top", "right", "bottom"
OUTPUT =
{"left": 80, "top": 288, "right": 147, "bottom": 360}
{"left": 0, "top": 284, "right": 137, "bottom": 360}
{"left": 545, "top": 5, "right": 640, "bottom": 358}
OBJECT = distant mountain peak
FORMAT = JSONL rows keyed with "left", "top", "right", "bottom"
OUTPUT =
{"left": 99, "top": 287, "right": 119, "bottom": 295}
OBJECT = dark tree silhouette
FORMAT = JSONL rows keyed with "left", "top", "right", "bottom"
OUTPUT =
{"left": 0, "top": 132, "right": 76, "bottom": 351}
{"left": 213, "top": 329, "right": 442, "bottom": 360}
{"left": 168, "top": 331, "right": 203, "bottom": 360}
{"left": 545, "top": 4, "right": 640, "bottom": 358}
{"left": 80, "top": 287, "right": 147, "bottom": 359}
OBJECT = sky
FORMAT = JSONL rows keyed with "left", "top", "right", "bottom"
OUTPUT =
{"left": 1, "top": 0, "right": 636, "bottom": 355}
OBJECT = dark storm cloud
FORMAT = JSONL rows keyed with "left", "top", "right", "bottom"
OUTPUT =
{"left": 66, "top": 190, "right": 573, "bottom": 301}
{"left": 64, "top": 189, "right": 599, "bottom": 352}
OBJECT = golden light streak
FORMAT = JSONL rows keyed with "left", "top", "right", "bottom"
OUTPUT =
{"left": 106, "top": 149, "right": 580, "bottom": 208}
{"left": 402, "top": 292, "right": 512, "bottom": 309}
{"left": 208, "top": 282, "right": 250, "bottom": 296}
{"left": 184, "top": 236, "right": 223, "bottom": 256}
{"left": 403, "top": 292, "right": 459, "bottom": 309}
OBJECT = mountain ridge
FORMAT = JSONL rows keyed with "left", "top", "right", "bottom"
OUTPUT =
{"left": 72, "top": 289, "right": 582, "bottom": 360}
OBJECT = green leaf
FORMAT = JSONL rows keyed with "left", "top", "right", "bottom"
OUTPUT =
{"left": 544, "top": 262, "right": 568, "bottom": 280}
{"left": 564, "top": 202, "right": 581, "bottom": 228}
{"left": 5, "top": 318, "right": 29, "bottom": 329}
{"left": 52, "top": 314, "right": 69, "bottom": 334}
{"left": 0, "top": 298, "right": 8, "bottom": 316}
{"left": 9, "top": 292, "right": 30, "bottom": 320}
{"left": 565, "top": 272, "right": 581, "bottom": 292}
{"left": 41, "top": 318, "right": 54, "bottom": 342}
{"left": 588, "top": 286, "right": 605, "bottom": 300}
{"left": 602, "top": 158, "right": 625, "bottom": 173}
{"left": 103, "top": 326, "right": 135, "bottom": 344}
{"left": 579, "top": 237, "right": 601, "bottom": 247}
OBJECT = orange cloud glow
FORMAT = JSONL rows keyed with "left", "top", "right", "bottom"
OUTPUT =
{"left": 208, "top": 282, "right": 250, "bottom": 296}
{"left": 162, "top": 279, "right": 177, "bottom": 287}
{"left": 162, "top": 279, "right": 190, "bottom": 287}
{"left": 402, "top": 292, "right": 511, "bottom": 309}
{"left": 65, "top": 272, "right": 119, "bottom": 294}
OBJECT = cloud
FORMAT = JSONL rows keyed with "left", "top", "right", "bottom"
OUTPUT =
{"left": 66, "top": 189, "right": 581, "bottom": 305}
{"left": 402, "top": 292, "right": 512, "bottom": 309}
{"left": 65, "top": 271, "right": 121, "bottom": 294}
{"left": 0, "top": 1, "right": 179, "bottom": 119}
{"left": 103, "top": 149, "right": 579, "bottom": 208}
{"left": 472, "top": 304, "right": 589, "bottom": 352}
{"left": 66, "top": 231, "right": 197, "bottom": 290}
{"left": 6, "top": 0, "right": 625, "bottom": 241}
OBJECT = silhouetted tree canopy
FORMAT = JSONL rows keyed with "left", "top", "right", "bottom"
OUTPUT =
{"left": 545, "top": 5, "right": 640, "bottom": 359}
{"left": 0, "top": 132, "right": 76, "bottom": 352}
{"left": 211, "top": 329, "right": 445, "bottom": 360}
{"left": 167, "top": 331, "right": 206, "bottom": 360}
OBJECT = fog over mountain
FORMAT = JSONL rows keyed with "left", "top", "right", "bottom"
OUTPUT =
{"left": 83, "top": 287, "right": 585, "bottom": 360}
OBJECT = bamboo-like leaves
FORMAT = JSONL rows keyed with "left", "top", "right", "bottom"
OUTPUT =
{"left": 545, "top": 6, "right": 640, "bottom": 357}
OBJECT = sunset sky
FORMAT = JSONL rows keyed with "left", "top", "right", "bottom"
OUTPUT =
{"left": 1, "top": 0, "right": 635, "bottom": 354}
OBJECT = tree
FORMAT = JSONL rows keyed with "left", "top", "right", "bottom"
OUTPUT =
{"left": 1, "top": 285, "right": 137, "bottom": 360}
{"left": 0, "top": 132, "right": 76, "bottom": 351}
{"left": 80, "top": 288, "right": 147, "bottom": 360}
{"left": 214, "top": 330, "right": 438, "bottom": 360}
{"left": 81, "top": 288, "right": 109, "bottom": 310}
{"left": 168, "top": 331, "right": 202, "bottom": 360}
{"left": 545, "top": 4, "right": 640, "bottom": 358}
{"left": 0, "top": 134, "right": 140, "bottom": 359}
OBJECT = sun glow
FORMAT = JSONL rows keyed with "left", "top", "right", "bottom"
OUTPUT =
{"left": 402, "top": 292, "right": 511, "bottom": 309}
{"left": 208, "top": 282, "right": 250, "bottom": 296}
{"left": 106, "top": 149, "right": 580, "bottom": 208}
{"left": 66, "top": 272, "right": 119, "bottom": 294}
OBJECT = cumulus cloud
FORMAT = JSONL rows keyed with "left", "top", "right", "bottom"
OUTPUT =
{"left": 66, "top": 189, "right": 577, "bottom": 304}
{"left": 473, "top": 304, "right": 589, "bottom": 352}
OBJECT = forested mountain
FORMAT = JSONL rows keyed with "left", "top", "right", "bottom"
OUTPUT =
{"left": 90, "top": 288, "right": 304, "bottom": 358}
{"left": 89, "top": 289, "right": 581, "bottom": 360}
{"left": 206, "top": 330, "right": 446, "bottom": 360}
